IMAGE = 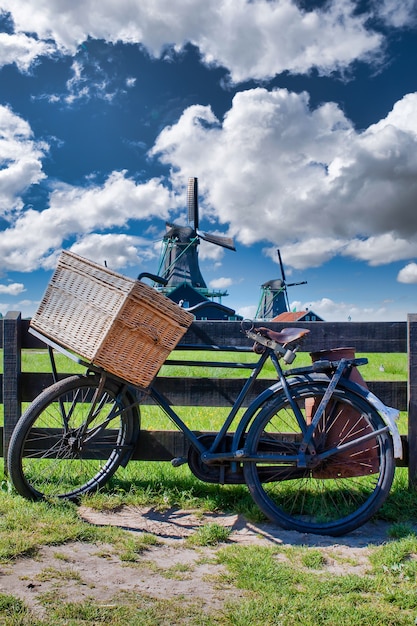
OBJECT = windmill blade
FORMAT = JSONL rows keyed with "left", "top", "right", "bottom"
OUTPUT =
{"left": 199, "top": 231, "right": 236, "bottom": 251}
{"left": 277, "top": 249, "right": 286, "bottom": 283}
{"left": 187, "top": 177, "right": 199, "bottom": 229}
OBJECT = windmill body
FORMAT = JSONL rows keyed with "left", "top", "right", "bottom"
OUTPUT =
{"left": 157, "top": 178, "right": 241, "bottom": 320}
{"left": 256, "top": 278, "right": 288, "bottom": 319}
{"left": 255, "top": 251, "right": 307, "bottom": 320}
{"left": 162, "top": 223, "right": 207, "bottom": 290}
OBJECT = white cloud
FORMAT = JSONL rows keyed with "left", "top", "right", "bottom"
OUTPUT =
{"left": 291, "top": 297, "right": 389, "bottom": 322}
{"left": 0, "top": 172, "right": 174, "bottom": 271}
{"left": 264, "top": 239, "right": 348, "bottom": 270}
{"left": 237, "top": 303, "right": 258, "bottom": 320}
{"left": 195, "top": 0, "right": 383, "bottom": 82}
{"left": 55, "top": 58, "right": 128, "bottom": 104}
{"left": 151, "top": 89, "right": 353, "bottom": 248}
{"left": 152, "top": 89, "right": 417, "bottom": 270}
{"left": 344, "top": 234, "right": 417, "bottom": 266}
{"left": 69, "top": 233, "right": 158, "bottom": 270}
{"left": 0, "top": 298, "right": 37, "bottom": 318}
{"left": 398, "top": 262, "right": 417, "bottom": 284}
{"left": 65, "top": 59, "right": 90, "bottom": 103}
{"left": 31, "top": 56, "right": 128, "bottom": 105}
{"left": 0, "top": 282, "right": 25, "bottom": 295}
{"left": 0, "top": 105, "right": 48, "bottom": 215}
{"left": 374, "top": 0, "right": 417, "bottom": 28}
{"left": 209, "top": 277, "right": 233, "bottom": 290}
{"left": 0, "top": 31, "right": 55, "bottom": 71}
{"left": 368, "top": 91, "right": 417, "bottom": 135}
{"left": 4, "top": 83, "right": 417, "bottom": 277}
{"left": 3, "top": 0, "right": 385, "bottom": 81}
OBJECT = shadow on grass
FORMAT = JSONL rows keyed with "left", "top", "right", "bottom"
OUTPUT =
{"left": 88, "top": 464, "right": 417, "bottom": 528}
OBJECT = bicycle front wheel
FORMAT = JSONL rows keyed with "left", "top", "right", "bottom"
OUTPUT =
{"left": 243, "top": 382, "right": 395, "bottom": 536}
{"left": 7, "top": 374, "right": 140, "bottom": 501}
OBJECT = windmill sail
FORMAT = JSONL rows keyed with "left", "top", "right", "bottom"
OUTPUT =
{"left": 199, "top": 232, "right": 236, "bottom": 250}
{"left": 187, "top": 177, "right": 199, "bottom": 229}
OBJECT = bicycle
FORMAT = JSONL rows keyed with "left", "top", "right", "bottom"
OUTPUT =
{"left": 7, "top": 301, "right": 403, "bottom": 536}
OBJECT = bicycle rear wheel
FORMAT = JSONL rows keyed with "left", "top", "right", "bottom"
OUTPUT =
{"left": 243, "top": 382, "right": 395, "bottom": 536}
{"left": 7, "top": 374, "right": 140, "bottom": 501}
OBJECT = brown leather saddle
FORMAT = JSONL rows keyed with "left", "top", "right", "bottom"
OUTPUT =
{"left": 251, "top": 326, "right": 310, "bottom": 353}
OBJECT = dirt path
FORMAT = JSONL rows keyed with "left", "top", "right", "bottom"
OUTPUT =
{"left": 78, "top": 504, "right": 396, "bottom": 548}
{"left": 0, "top": 505, "right": 403, "bottom": 618}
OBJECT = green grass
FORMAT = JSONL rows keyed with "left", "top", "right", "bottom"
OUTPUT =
{"left": 1, "top": 486, "right": 417, "bottom": 625}
{"left": 21, "top": 349, "right": 85, "bottom": 375}
{"left": 186, "top": 522, "right": 232, "bottom": 547}
{"left": 1, "top": 461, "right": 417, "bottom": 625}
{"left": 78, "top": 461, "right": 263, "bottom": 521}
{"left": 216, "top": 541, "right": 417, "bottom": 625}
{"left": 14, "top": 348, "right": 408, "bottom": 381}
{"left": 0, "top": 491, "right": 161, "bottom": 565}
{"left": 36, "top": 592, "right": 219, "bottom": 625}
{"left": 2, "top": 348, "right": 407, "bottom": 433}
{"left": 85, "top": 464, "right": 417, "bottom": 525}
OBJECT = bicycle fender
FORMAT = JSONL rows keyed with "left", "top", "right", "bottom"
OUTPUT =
{"left": 367, "top": 392, "right": 402, "bottom": 459}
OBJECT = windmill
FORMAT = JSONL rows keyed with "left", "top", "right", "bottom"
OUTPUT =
{"left": 158, "top": 177, "right": 235, "bottom": 300}
{"left": 255, "top": 249, "right": 307, "bottom": 320}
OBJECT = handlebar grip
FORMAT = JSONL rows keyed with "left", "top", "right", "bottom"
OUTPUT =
{"left": 137, "top": 272, "right": 168, "bottom": 286}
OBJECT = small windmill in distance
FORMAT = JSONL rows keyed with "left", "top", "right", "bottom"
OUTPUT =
{"left": 156, "top": 177, "right": 241, "bottom": 320}
{"left": 255, "top": 249, "right": 307, "bottom": 320}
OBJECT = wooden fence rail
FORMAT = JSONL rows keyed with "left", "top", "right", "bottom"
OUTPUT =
{"left": 2, "top": 311, "right": 417, "bottom": 485}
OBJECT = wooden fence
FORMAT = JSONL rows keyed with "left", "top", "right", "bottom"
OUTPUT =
{"left": 1, "top": 311, "right": 417, "bottom": 485}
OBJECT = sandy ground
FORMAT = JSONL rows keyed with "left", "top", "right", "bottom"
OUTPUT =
{"left": 0, "top": 505, "right": 405, "bottom": 618}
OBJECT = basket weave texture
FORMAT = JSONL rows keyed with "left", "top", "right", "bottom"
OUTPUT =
{"left": 30, "top": 251, "right": 194, "bottom": 387}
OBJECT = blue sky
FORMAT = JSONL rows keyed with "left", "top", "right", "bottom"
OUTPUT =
{"left": 1, "top": 0, "right": 417, "bottom": 321}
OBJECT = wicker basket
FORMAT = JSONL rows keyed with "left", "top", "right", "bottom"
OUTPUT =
{"left": 30, "top": 250, "right": 194, "bottom": 387}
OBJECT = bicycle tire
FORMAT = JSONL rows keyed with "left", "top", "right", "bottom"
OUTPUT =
{"left": 7, "top": 374, "right": 140, "bottom": 501}
{"left": 243, "top": 382, "right": 395, "bottom": 536}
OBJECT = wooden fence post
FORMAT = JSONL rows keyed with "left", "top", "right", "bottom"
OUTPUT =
{"left": 407, "top": 314, "right": 417, "bottom": 488}
{"left": 3, "top": 311, "right": 22, "bottom": 471}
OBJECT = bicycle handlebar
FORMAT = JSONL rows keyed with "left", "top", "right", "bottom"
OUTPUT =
{"left": 137, "top": 272, "right": 168, "bottom": 286}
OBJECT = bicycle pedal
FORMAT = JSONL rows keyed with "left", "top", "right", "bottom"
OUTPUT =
{"left": 171, "top": 456, "right": 187, "bottom": 467}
